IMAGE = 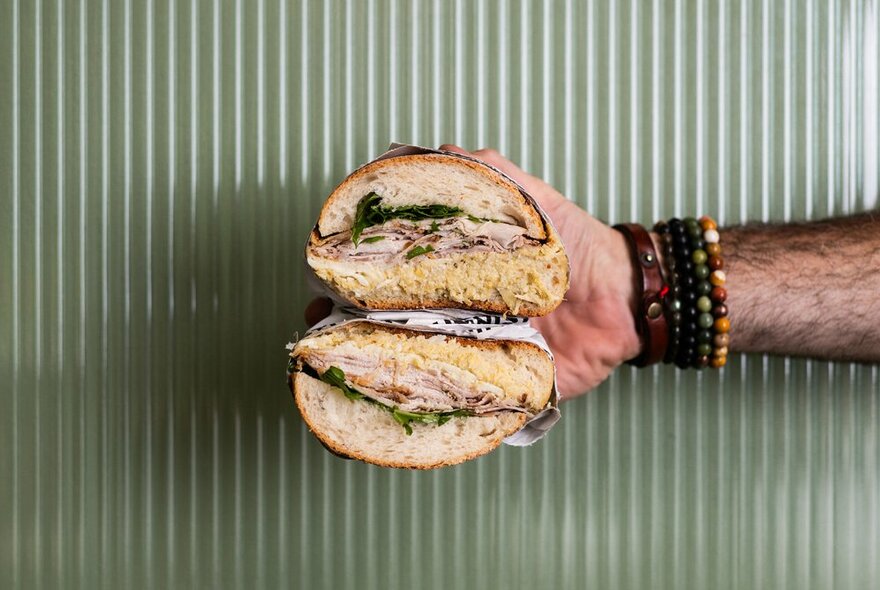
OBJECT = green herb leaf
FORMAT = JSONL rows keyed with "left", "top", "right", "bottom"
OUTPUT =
{"left": 392, "top": 409, "right": 428, "bottom": 420}
{"left": 391, "top": 408, "right": 471, "bottom": 435}
{"left": 361, "top": 235, "right": 385, "bottom": 244}
{"left": 466, "top": 214, "right": 503, "bottom": 224}
{"left": 319, "top": 366, "right": 364, "bottom": 401}
{"left": 428, "top": 220, "right": 440, "bottom": 233}
{"left": 392, "top": 410, "right": 414, "bottom": 435}
{"left": 317, "top": 363, "right": 474, "bottom": 435}
{"left": 350, "top": 193, "right": 471, "bottom": 245}
{"left": 351, "top": 193, "right": 383, "bottom": 246}
{"left": 406, "top": 244, "right": 435, "bottom": 259}
{"left": 380, "top": 204, "right": 465, "bottom": 222}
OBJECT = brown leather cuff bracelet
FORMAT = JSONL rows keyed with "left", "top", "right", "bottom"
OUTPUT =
{"left": 612, "top": 223, "right": 669, "bottom": 367}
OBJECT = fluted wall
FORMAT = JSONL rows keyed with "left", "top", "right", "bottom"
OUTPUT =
{"left": 1, "top": 0, "right": 878, "bottom": 588}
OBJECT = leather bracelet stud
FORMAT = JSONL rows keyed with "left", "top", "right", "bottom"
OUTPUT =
{"left": 613, "top": 223, "right": 669, "bottom": 367}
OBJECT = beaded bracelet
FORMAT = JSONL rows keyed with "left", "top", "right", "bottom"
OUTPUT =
{"left": 684, "top": 216, "right": 712, "bottom": 368}
{"left": 628, "top": 216, "right": 729, "bottom": 369}
{"left": 653, "top": 222, "right": 682, "bottom": 363}
{"left": 654, "top": 216, "right": 730, "bottom": 369}
{"left": 699, "top": 216, "right": 730, "bottom": 368}
{"left": 674, "top": 218, "right": 701, "bottom": 368}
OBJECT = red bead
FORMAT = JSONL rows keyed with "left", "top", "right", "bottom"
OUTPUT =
{"left": 708, "top": 256, "right": 724, "bottom": 270}
{"left": 710, "top": 286, "right": 727, "bottom": 302}
{"left": 713, "top": 303, "right": 729, "bottom": 318}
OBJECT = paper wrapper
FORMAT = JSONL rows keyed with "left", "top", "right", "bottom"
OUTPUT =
{"left": 293, "top": 306, "right": 561, "bottom": 446}
{"left": 297, "top": 142, "right": 567, "bottom": 446}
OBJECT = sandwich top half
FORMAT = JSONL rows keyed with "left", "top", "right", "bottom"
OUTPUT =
{"left": 306, "top": 153, "right": 570, "bottom": 316}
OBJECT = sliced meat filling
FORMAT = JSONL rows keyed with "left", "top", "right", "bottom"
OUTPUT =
{"left": 312, "top": 218, "right": 540, "bottom": 263}
{"left": 296, "top": 348, "right": 529, "bottom": 415}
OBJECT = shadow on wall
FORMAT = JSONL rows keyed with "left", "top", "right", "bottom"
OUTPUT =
{"left": 152, "top": 144, "right": 355, "bottom": 483}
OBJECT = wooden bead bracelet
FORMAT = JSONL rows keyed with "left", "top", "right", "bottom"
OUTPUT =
{"left": 699, "top": 216, "right": 729, "bottom": 368}
{"left": 650, "top": 215, "right": 731, "bottom": 369}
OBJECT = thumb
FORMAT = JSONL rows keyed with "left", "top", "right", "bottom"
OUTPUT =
{"left": 450, "top": 146, "right": 570, "bottom": 214}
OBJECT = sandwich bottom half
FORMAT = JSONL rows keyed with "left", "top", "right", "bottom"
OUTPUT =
{"left": 289, "top": 321, "right": 555, "bottom": 469}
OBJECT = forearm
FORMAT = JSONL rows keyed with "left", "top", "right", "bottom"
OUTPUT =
{"left": 723, "top": 213, "right": 880, "bottom": 362}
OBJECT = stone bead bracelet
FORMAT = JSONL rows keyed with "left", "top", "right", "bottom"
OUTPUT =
{"left": 653, "top": 215, "right": 731, "bottom": 370}
{"left": 699, "top": 215, "right": 730, "bottom": 368}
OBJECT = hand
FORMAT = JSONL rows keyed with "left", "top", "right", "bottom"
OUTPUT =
{"left": 437, "top": 146, "right": 640, "bottom": 399}
{"left": 304, "top": 145, "right": 644, "bottom": 400}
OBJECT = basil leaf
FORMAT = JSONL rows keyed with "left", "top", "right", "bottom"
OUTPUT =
{"left": 406, "top": 244, "right": 434, "bottom": 259}
{"left": 361, "top": 235, "right": 385, "bottom": 243}
{"left": 428, "top": 220, "right": 440, "bottom": 233}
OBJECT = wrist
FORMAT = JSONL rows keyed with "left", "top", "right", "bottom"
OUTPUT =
{"left": 609, "top": 227, "right": 641, "bottom": 318}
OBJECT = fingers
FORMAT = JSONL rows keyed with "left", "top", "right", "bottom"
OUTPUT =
{"left": 304, "top": 297, "right": 333, "bottom": 327}
{"left": 441, "top": 144, "right": 533, "bottom": 185}
{"left": 473, "top": 149, "right": 545, "bottom": 194}
{"left": 438, "top": 144, "right": 568, "bottom": 213}
{"left": 438, "top": 143, "right": 470, "bottom": 156}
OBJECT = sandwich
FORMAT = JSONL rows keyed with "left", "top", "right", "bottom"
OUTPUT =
{"left": 306, "top": 151, "right": 570, "bottom": 316}
{"left": 289, "top": 320, "right": 556, "bottom": 469}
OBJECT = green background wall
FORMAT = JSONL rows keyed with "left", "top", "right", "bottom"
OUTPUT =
{"left": 2, "top": 0, "right": 879, "bottom": 588}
